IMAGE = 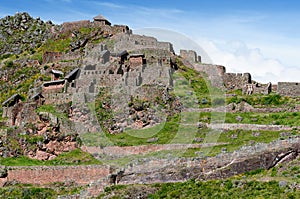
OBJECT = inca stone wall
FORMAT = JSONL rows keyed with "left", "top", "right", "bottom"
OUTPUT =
{"left": 277, "top": 82, "right": 300, "bottom": 97}
{"left": 112, "top": 25, "right": 131, "bottom": 34}
{"left": 223, "top": 73, "right": 252, "bottom": 90}
{"left": 43, "top": 93, "right": 73, "bottom": 105}
{"left": 43, "top": 51, "right": 82, "bottom": 64}
{"left": 118, "top": 137, "right": 300, "bottom": 185}
{"left": 180, "top": 50, "right": 200, "bottom": 63}
{"left": 180, "top": 49, "right": 251, "bottom": 90}
{"left": 76, "top": 43, "right": 173, "bottom": 96}
{"left": 113, "top": 34, "right": 174, "bottom": 53}
{"left": 0, "top": 165, "right": 110, "bottom": 187}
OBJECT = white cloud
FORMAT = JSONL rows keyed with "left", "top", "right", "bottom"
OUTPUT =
{"left": 135, "top": 28, "right": 300, "bottom": 84}
{"left": 136, "top": 7, "right": 183, "bottom": 15}
{"left": 196, "top": 39, "right": 300, "bottom": 83}
{"left": 94, "top": 2, "right": 124, "bottom": 9}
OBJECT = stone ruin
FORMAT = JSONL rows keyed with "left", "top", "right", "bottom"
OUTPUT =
{"left": 179, "top": 47, "right": 300, "bottom": 96}
{"left": 243, "top": 82, "right": 272, "bottom": 95}
{"left": 180, "top": 49, "right": 201, "bottom": 63}
{"left": 2, "top": 14, "right": 300, "bottom": 133}
{"left": 278, "top": 82, "right": 300, "bottom": 97}
{"left": 113, "top": 33, "right": 174, "bottom": 53}
{"left": 72, "top": 42, "right": 176, "bottom": 133}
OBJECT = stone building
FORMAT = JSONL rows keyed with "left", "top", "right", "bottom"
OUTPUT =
{"left": 277, "top": 82, "right": 300, "bottom": 97}
{"left": 64, "top": 68, "right": 80, "bottom": 93}
{"left": 111, "top": 50, "right": 128, "bottom": 65}
{"left": 223, "top": 73, "right": 252, "bottom": 90}
{"left": 50, "top": 69, "right": 64, "bottom": 81}
{"left": 243, "top": 83, "right": 272, "bottom": 95}
{"left": 43, "top": 52, "right": 63, "bottom": 64}
{"left": 93, "top": 14, "right": 111, "bottom": 26}
{"left": 112, "top": 25, "right": 130, "bottom": 34}
{"left": 43, "top": 80, "right": 65, "bottom": 94}
{"left": 100, "top": 50, "right": 110, "bottom": 64}
{"left": 30, "top": 92, "right": 44, "bottom": 106}
{"left": 180, "top": 50, "right": 200, "bottom": 63}
{"left": 113, "top": 34, "right": 174, "bottom": 53}
{"left": 129, "top": 54, "right": 145, "bottom": 68}
{"left": 2, "top": 94, "right": 22, "bottom": 125}
{"left": 65, "top": 68, "right": 80, "bottom": 83}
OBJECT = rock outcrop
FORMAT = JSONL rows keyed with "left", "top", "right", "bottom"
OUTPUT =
{"left": 0, "top": 12, "right": 54, "bottom": 55}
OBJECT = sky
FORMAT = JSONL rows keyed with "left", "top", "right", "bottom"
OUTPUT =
{"left": 1, "top": 0, "right": 300, "bottom": 83}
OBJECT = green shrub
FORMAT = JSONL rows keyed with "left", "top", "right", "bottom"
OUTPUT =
{"left": 261, "top": 94, "right": 283, "bottom": 106}
{"left": 101, "top": 179, "right": 298, "bottom": 199}
{"left": 0, "top": 53, "right": 13, "bottom": 61}
{"left": 4, "top": 60, "right": 14, "bottom": 68}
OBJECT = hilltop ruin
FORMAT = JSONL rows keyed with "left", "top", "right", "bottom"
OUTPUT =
{"left": 0, "top": 13, "right": 300, "bottom": 197}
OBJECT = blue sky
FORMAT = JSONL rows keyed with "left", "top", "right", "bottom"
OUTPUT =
{"left": 1, "top": 0, "right": 300, "bottom": 83}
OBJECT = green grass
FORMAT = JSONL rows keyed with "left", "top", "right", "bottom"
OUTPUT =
{"left": 0, "top": 156, "right": 44, "bottom": 166}
{"left": 99, "top": 179, "right": 300, "bottom": 199}
{"left": 247, "top": 157, "right": 300, "bottom": 183}
{"left": 174, "top": 61, "right": 211, "bottom": 108}
{"left": 40, "top": 38, "right": 71, "bottom": 53}
{"left": 36, "top": 104, "right": 68, "bottom": 119}
{"left": 102, "top": 149, "right": 189, "bottom": 167}
{"left": 81, "top": 110, "right": 294, "bottom": 150}
{"left": 224, "top": 112, "right": 300, "bottom": 126}
{"left": 48, "top": 148, "right": 101, "bottom": 165}
{"left": 175, "top": 58, "right": 224, "bottom": 109}
{"left": 87, "top": 127, "right": 284, "bottom": 167}
{"left": 104, "top": 115, "right": 180, "bottom": 147}
{"left": 182, "top": 128, "right": 283, "bottom": 157}
{"left": 81, "top": 114, "right": 179, "bottom": 147}
{"left": 194, "top": 111, "right": 300, "bottom": 126}
{"left": 0, "top": 64, "right": 41, "bottom": 103}
{"left": 0, "top": 183, "right": 82, "bottom": 199}
{"left": 0, "top": 149, "right": 101, "bottom": 166}
{"left": 226, "top": 92, "right": 300, "bottom": 110}
{"left": 18, "top": 134, "right": 44, "bottom": 145}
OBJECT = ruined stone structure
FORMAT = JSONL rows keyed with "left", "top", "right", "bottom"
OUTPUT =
{"left": 180, "top": 49, "right": 252, "bottom": 90}
{"left": 50, "top": 69, "right": 63, "bottom": 81}
{"left": 113, "top": 34, "right": 174, "bottom": 53}
{"left": 1, "top": 137, "right": 298, "bottom": 197}
{"left": 0, "top": 165, "right": 110, "bottom": 188}
{"left": 112, "top": 25, "right": 131, "bottom": 34}
{"left": 77, "top": 43, "right": 173, "bottom": 94}
{"left": 243, "top": 82, "right": 272, "bottom": 95}
{"left": 72, "top": 41, "right": 175, "bottom": 133}
{"left": 190, "top": 51, "right": 299, "bottom": 96}
{"left": 1, "top": 13, "right": 300, "bottom": 198}
{"left": 111, "top": 50, "right": 128, "bottom": 67}
{"left": 180, "top": 49, "right": 200, "bottom": 63}
{"left": 129, "top": 54, "right": 145, "bottom": 68}
{"left": 2, "top": 94, "right": 22, "bottom": 125}
{"left": 2, "top": 98, "right": 38, "bottom": 126}
{"left": 223, "top": 72, "right": 252, "bottom": 90}
{"left": 30, "top": 93, "right": 44, "bottom": 105}
{"left": 42, "top": 80, "right": 65, "bottom": 94}
{"left": 93, "top": 14, "right": 111, "bottom": 26}
{"left": 42, "top": 51, "right": 82, "bottom": 64}
{"left": 43, "top": 52, "right": 63, "bottom": 64}
{"left": 277, "top": 82, "right": 300, "bottom": 97}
